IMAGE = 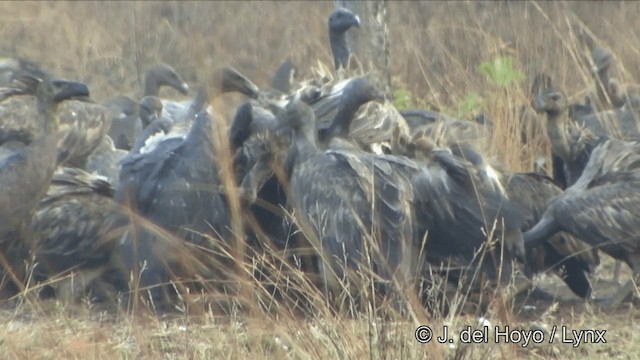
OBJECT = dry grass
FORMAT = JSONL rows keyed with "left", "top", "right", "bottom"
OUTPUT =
{"left": 1, "top": 1, "right": 640, "bottom": 359}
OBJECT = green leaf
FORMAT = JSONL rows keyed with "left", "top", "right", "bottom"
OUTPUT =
{"left": 393, "top": 88, "right": 413, "bottom": 111}
{"left": 457, "top": 92, "right": 484, "bottom": 117}
{"left": 477, "top": 56, "right": 525, "bottom": 88}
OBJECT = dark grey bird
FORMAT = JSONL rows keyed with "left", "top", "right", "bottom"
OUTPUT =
{"left": 578, "top": 105, "right": 640, "bottom": 141}
{"left": 104, "top": 96, "right": 141, "bottom": 151}
{"left": 517, "top": 74, "right": 594, "bottom": 189}
{"left": 535, "top": 86, "right": 640, "bottom": 187}
{"left": 328, "top": 7, "right": 361, "bottom": 71}
{"left": 534, "top": 79, "right": 629, "bottom": 284}
{"left": 500, "top": 171, "right": 599, "bottom": 299}
{"left": 139, "top": 95, "right": 164, "bottom": 128}
{"left": 228, "top": 68, "right": 334, "bottom": 261}
{"left": 521, "top": 73, "right": 553, "bottom": 141}
{"left": 128, "top": 117, "right": 173, "bottom": 157}
{"left": 407, "top": 137, "right": 526, "bottom": 289}
{"left": 116, "top": 110, "right": 228, "bottom": 307}
{"left": 142, "top": 68, "right": 258, "bottom": 158}
{"left": 28, "top": 167, "right": 128, "bottom": 302}
{"left": 229, "top": 100, "right": 281, "bottom": 152}
{"left": 230, "top": 77, "right": 394, "bottom": 279}
{"left": 0, "top": 58, "right": 89, "bottom": 295}
{"left": 115, "top": 67, "right": 262, "bottom": 307}
{"left": 156, "top": 64, "right": 239, "bottom": 126}
{"left": 280, "top": 98, "right": 417, "bottom": 301}
{"left": 1, "top": 75, "right": 114, "bottom": 169}
{"left": 229, "top": 102, "right": 294, "bottom": 255}
{"left": 143, "top": 63, "right": 190, "bottom": 98}
{"left": 106, "top": 63, "right": 189, "bottom": 150}
{"left": 523, "top": 138, "right": 640, "bottom": 307}
{"left": 534, "top": 87, "right": 608, "bottom": 187}
{"left": 590, "top": 47, "right": 626, "bottom": 110}
{"left": 310, "top": 74, "right": 410, "bottom": 155}
{"left": 86, "top": 97, "right": 165, "bottom": 189}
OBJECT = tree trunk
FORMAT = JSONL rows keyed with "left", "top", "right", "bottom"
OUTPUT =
{"left": 335, "top": 0, "right": 391, "bottom": 93}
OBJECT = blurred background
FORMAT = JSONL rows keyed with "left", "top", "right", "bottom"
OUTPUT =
{"left": 1, "top": 1, "right": 638, "bottom": 169}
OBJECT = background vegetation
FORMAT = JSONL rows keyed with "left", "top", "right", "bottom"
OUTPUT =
{"left": 0, "top": 1, "right": 639, "bottom": 359}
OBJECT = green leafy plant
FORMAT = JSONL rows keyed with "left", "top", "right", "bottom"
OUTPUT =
{"left": 452, "top": 56, "right": 525, "bottom": 117}
{"left": 456, "top": 92, "right": 484, "bottom": 118}
{"left": 392, "top": 88, "right": 413, "bottom": 111}
{"left": 477, "top": 55, "right": 525, "bottom": 88}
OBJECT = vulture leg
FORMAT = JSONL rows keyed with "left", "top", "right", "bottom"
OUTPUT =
{"left": 612, "top": 261, "right": 622, "bottom": 284}
{"left": 54, "top": 267, "right": 107, "bottom": 304}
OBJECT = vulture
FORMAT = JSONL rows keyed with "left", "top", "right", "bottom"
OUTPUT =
{"left": 106, "top": 63, "right": 189, "bottom": 150}
{"left": 535, "top": 86, "right": 640, "bottom": 187}
{"left": 441, "top": 139, "right": 598, "bottom": 299}
{"left": 1, "top": 70, "right": 113, "bottom": 169}
{"left": 143, "top": 63, "right": 190, "bottom": 97}
{"left": 280, "top": 97, "right": 417, "bottom": 302}
{"left": 116, "top": 110, "right": 229, "bottom": 307}
{"left": 501, "top": 171, "right": 599, "bottom": 298}
{"left": 590, "top": 47, "right": 626, "bottom": 110}
{"left": 28, "top": 167, "right": 129, "bottom": 302}
{"left": 308, "top": 73, "right": 408, "bottom": 154}
{"left": 114, "top": 67, "right": 261, "bottom": 307}
{"left": 104, "top": 96, "right": 141, "bottom": 151}
{"left": 230, "top": 102, "right": 293, "bottom": 252}
{"left": 139, "top": 95, "right": 164, "bottom": 128}
{"left": 55, "top": 98, "right": 115, "bottom": 168}
{"left": 86, "top": 96, "right": 164, "bottom": 188}
{"left": 328, "top": 7, "right": 361, "bottom": 71}
{"left": 144, "top": 63, "right": 191, "bottom": 123}
{"left": 236, "top": 75, "right": 407, "bottom": 291}
{"left": 523, "top": 138, "right": 640, "bottom": 307}
{"left": 528, "top": 74, "right": 595, "bottom": 189}
{"left": 229, "top": 96, "right": 285, "bottom": 153}
{"left": 534, "top": 87, "right": 608, "bottom": 187}
{"left": 405, "top": 136, "right": 526, "bottom": 289}
{"left": 0, "top": 58, "right": 89, "bottom": 295}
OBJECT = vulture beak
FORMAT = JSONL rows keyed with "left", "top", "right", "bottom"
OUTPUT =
{"left": 178, "top": 82, "right": 190, "bottom": 95}
{"left": 51, "top": 79, "right": 91, "bottom": 102}
{"left": 353, "top": 15, "right": 361, "bottom": 28}
{"left": 533, "top": 95, "right": 546, "bottom": 113}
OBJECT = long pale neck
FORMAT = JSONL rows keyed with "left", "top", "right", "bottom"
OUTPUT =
{"left": 329, "top": 30, "right": 350, "bottom": 70}
{"left": 144, "top": 76, "right": 159, "bottom": 97}
{"left": 595, "top": 69, "right": 612, "bottom": 107}
{"left": 545, "top": 109, "right": 572, "bottom": 161}
{"left": 184, "top": 112, "right": 215, "bottom": 157}
{"left": 10, "top": 97, "right": 60, "bottom": 225}
{"left": 289, "top": 123, "right": 319, "bottom": 170}
{"left": 31, "top": 98, "right": 61, "bottom": 171}
{"left": 324, "top": 93, "right": 362, "bottom": 142}
{"left": 36, "top": 98, "right": 58, "bottom": 134}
